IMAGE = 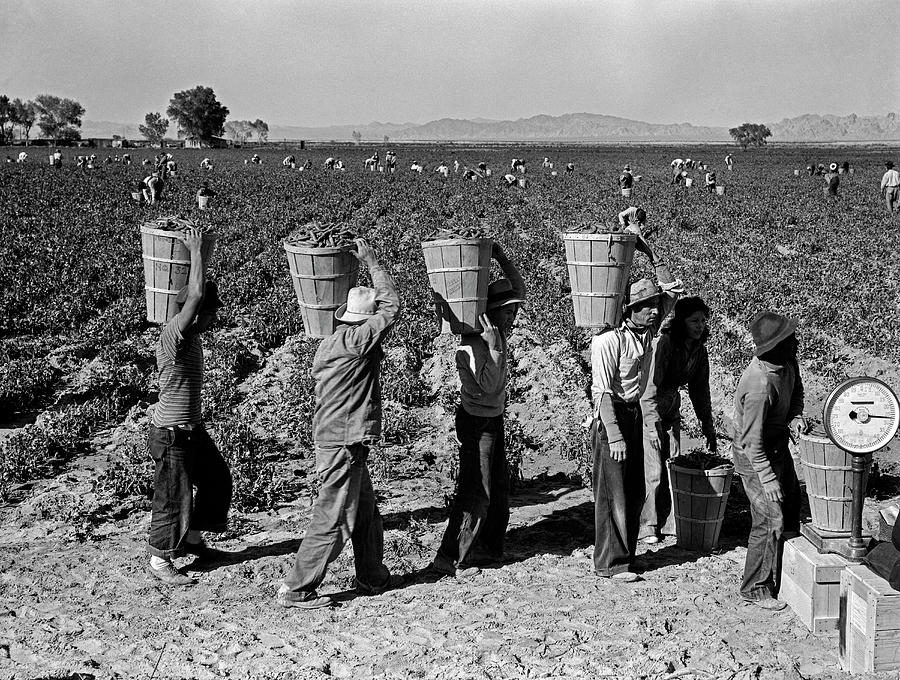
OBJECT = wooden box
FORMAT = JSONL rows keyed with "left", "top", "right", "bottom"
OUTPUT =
{"left": 780, "top": 536, "right": 848, "bottom": 633}
{"left": 840, "top": 564, "right": 900, "bottom": 673}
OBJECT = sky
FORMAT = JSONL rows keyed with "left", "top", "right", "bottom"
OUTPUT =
{"left": 1, "top": 0, "right": 898, "bottom": 128}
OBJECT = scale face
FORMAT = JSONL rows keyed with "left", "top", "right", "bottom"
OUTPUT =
{"left": 823, "top": 377, "right": 900, "bottom": 454}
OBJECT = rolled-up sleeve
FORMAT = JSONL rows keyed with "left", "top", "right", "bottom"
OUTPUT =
{"left": 343, "top": 265, "right": 401, "bottom": 355}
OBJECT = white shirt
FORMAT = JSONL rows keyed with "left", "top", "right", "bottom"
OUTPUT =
{"left": 881, "top": 169, "right": 900, "bottom": 189}
{"left": 590, "top": 326, "right": 654, "bottom": 409}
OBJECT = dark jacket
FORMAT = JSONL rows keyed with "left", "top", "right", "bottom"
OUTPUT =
{"left": 311, "top": 266, "right": 400, "bottom": 446}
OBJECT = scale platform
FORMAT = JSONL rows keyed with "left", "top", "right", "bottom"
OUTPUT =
{"left": 801, "top": 523, "right": 874, "bottom": 561}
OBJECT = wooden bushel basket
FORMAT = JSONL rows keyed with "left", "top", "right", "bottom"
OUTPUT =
{"left": 131, "top": 192, "right": 142, "bottom": 202}
{"left": 283, "top": 243, "right": 359, "bottom": 339}
{"left": 140, "top": 225, "right": 217, "bottom": 324}
{"left": 668, "top": 460, "right": 734, "bottom": 552}
{"left": 563, "top": 232, "right": 636, "bottom": 328}
{"left": 798, "top": 431, "right": 871, "bottom": 533}
{"left": 621, "top": 188, "right": 633, "bottom": 197}
{"left": 421, "top": 238, "right": 492, "bottom": 335}
{"left": 716, "top": 185, "right": 726, "bottom": 195}
{"left": 684, "top": 178, "right": 694, "bottom": 187}
{"left": 197, "top": 195, "right": 210, "bottom": 210}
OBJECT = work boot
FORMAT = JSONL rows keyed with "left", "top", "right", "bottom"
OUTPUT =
{"left": 355, "top": 573, "right": 405, "bottom": 596}
{"left": 745, "top": 596, "right": 787, "bottom": 611}
{"left": 431, "top": 553, "right": 480, "bottom": 580}
{"left": 276, "top": 585, "right": 335, "bottom": 610}
{"left": 146, "top": 562, "right": 196, "bottom": 587}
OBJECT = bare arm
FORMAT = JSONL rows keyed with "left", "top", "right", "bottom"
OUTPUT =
{"left": 172, "top": 228, "right": 205, "bottom": 334}
{"left": 492, "top": 242, "right": 526, "bottom": 300}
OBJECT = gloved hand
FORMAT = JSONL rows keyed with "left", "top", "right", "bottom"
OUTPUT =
{"left": 659, "top": 279, "right": 685, "bottom": 296}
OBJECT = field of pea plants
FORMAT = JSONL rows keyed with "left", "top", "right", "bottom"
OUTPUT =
{"left": 1, "top": 144, "right": 898, "bottom": 679}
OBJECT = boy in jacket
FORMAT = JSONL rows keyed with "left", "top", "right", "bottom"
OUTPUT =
{"left": 278, "top": 239, "right": 400, "bottom": 609}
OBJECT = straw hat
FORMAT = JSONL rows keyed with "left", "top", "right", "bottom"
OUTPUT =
{"left": 623, "top": 164, "right": 631, "bottom": 171}
{"left": 749, "top": 311, "right": 798, "bottom": 356}
{"left": 829, "top": 163, "right": 838, "bottom": 171}
{"left": 335, "top": 287, "right": 378, "bottom": 323}
{"left": 487, "top": 279, "right": 525, "bottom": 310}
{"left": 624, "top": 279, "right": 662, "bottom": 309}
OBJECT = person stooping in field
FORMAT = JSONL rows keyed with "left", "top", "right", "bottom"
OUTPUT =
{"left": 824, "top": 163, "right": 840, "bottom": 197}
{"left": 278, "top": 239, "right": 401, "bottom": 609}
{"left": 283, "top": 155, "right": 296, "bottom": 168}
{"left": 590, "top": 242, "right": 683, "bottom": 582}
{"left": 146, "top": 229, "right": 233, "bottom": 586}
{"left": 618, "top": 206, "right": 650, "bottom": 238}
{"left": 638, "top": 297, "right": 717, "bottom": 544}
{"left": 881, "top": 161, "right": 900, "bottom": 214}
{"left": 435, "top": 162, "right": 450, "bottom": 178}
{"left": 619, "top": 165, "right": 635, "bottom": 190}
{"left": 502, "top": 173, "right": 519, "bottom": 188}
{"left": 725, "top": 154, "right": 734, "bottom": 171}
{"left": 199, "top": 158, "right": 213, "bottom": 170}
{"left": 433, "top": 243, "right": 526, "bottom": 580}
{"left": 705, "top": 171, "right": 717, "bottom": 193}
{"left": 732, "top": 312, "right": 808, "bottom": 610}
{"left": 143, "top": 173, "right": 165, "bottom": 204}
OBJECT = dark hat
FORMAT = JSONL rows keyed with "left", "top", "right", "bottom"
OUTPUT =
{"left": 175, "top": 280, "right": 223, "bottom": 311}
{"left": 624, "top": 279, "right": 662, "bottom": 309}
{"left": 487, "top": 279, "right": 525, "bottom": 310}
{"left": 749, "top": 311, "right": 798, "bottom": 356}
{"left": 887, "top": 161, "right": 895, "bottom": 169}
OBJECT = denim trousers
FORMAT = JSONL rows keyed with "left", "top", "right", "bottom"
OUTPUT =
{"left": 438, "top": 407, "right": 509, "bottom": 567}
{"left": 734, "top": 447, "right": 801, "bottom": 600}
{"left": 147, "top": 425, "right": 233, "bottom": 558}
{"left": 640, "top": 418, "right": 679, "bottom": 538}
{"left": 592, "top": 403, "right": 645, "bottom": 576}
{"left": 283, "top": 443, "right": 390, "bottom": 594}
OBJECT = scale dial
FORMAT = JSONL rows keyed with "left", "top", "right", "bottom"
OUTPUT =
{"left": 823, "top": 377, "right": 900, "bottom": 454}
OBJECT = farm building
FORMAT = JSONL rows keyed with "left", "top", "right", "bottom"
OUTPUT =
{"left": 184, "top": 136, "right": 229, "bottom": 149}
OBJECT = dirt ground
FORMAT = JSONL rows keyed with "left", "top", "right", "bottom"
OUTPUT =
{"left": 2, "top": 312, "right": 900, "bottom": 680}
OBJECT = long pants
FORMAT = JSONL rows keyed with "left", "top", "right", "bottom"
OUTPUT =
{"left": 886, "top": 187, "right": 899, "bottom": 214}
{"left": 734, "top": 447, "right": 800, "bottom": 600}
{"left": 147, "top": 425, "right": 233, "bottom": 558}
{"left": 283, "top": 443, "right": 389, "bottom": 594}
{"left": 592, "top": 403, "right": 645, "bottom": 576}
{"left": 438, "top": 408, "right": 509, "bottom": 567}
{"left": 640, "top": 419, "right": 679, "bottom": 538}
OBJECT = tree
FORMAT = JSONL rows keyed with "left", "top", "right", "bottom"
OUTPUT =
{"left": 166, "top": 85, "right": 229, "bottom": 141}
{"left": 352, "top": 130, "right": 362, "bottom": 145}
{"left": 34, "top": 94, "right": 85, "bottom": 140}
{"left": 139, "top": 112, "right": 170, "bottom": 147}
{"left": 11, "top": 99, "right": 37, "bottom": 143}
{"left": 0, "top": 96, "right": 14, "bottom": 144}
{"left": 252, "top": 118, "right": 269, "bottom": 143}
{"left": 729, "top": 122, "right": 772, "bottom": 149}
{"left": 224, "top": 120, "right": 253, "bottom": 144}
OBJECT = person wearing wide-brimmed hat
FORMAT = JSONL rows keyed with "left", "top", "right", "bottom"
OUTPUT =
{"left": 590, "top": 251, "right": 684, "bottom": 582}
{"left": 732, "top": 311, "right": 809, "bottom": 610}
{"left": 619, "top": 165, "right": 634, "bottom": 190}
{"left": 824, "top": 163, "right": 840, "bottom": 197}
{"left": 278, "top": 238, "right": 401, "bottom": 609}
{"left": 146, "top": 227, "right": 232, "bottom": 587}
{"left": 881, "top": 161, "right": 900, "bottom": 214}
{"left": 433, "top": 242, "right": 525, "bottom": 580}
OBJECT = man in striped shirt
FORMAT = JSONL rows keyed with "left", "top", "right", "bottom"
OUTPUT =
{"left": 146, "top": 227, "right": 232, "bottom": 586}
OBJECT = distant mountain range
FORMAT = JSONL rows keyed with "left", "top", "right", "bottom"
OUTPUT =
{"left": 80, "top": 112, "right": 900, "bottom": 143}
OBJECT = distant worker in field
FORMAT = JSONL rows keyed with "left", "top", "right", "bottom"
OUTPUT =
{"left": 590, "top": 247, "right": 683, "bottom": 583}
{"left": 639, "top": 297, "right": 717, "bottom": 545}
{"left": 841, "top": 161, "right": 850, "bottom": 174}
{"left": 566, "top": 162, "right": 575, "bottom": 173}
{"left": 478, "top": 161, "right": 490, "bottom": 177}
{"left": 882, "top": 161, "right": 900, "bottom": 214}
{"left": 672, "top": 166, "right": 686, "bottom": 185}
{"left": 166, "top": 158, "right": 178, "bottom": 176}
{"left": 250, "top": 154, "right": 262, "bottom": 165}
{"left": 725, "top": 154, "right": 734, "bottom": 171}
{"left": 122, "top": 154, "right": 132, "bottom": 166}
{"left": 364, "top": 154, "right": 378, "bottom": 171}
{"left": 303, "top": 159, "right": 312, "bottom": 171}
{"left": 671, "top": 158, "right": 684, "bottom": 171}
{"left": 199, "top": 157, "right": 213, "bottom": 171}
{"left": 17, "top": 151, "right": 27, "bottom": 163}
{"left": 705, "top": 170, "right": 717, "bottom": 193}
{"left": 618, "top": 206, "right": 649, "bottom": 237}
{"left": 410, "top": 161, "right": 424, "bottom": 173}
{"left": 385, "top": 151, "right": 397, "bottom": 174}
{"left": 453, "top": 159, "right": 460, "bottom": 174}
{"left": 283, "top": 155, "right": 296, "bottom": 168}
{"left": 52, "top": 149, "right": 63, "bottom": 167}
{"left": 619, "top": 165, "right": 635, "bottom": 191}
{"left": 824, "top": 163, "right": 840, "bottom": 197}
{"left": 435, "top": 162, "right": 450, "bottom": 178}
{"left": 502, "top": 173, "right": 518, "bottom": 188}
{"left": 542, "top": 157, "right": 552, "bottom": 168}
{"left": 335, "top": 159, "right": 345, "bottom": 171}
{"left": 434, "top": 242, "right": 525, "bottom": 580}
{"left": 732, "top": 312, "right": 808, "bottom": 610}
{"left": 278, "top": 239, "right": 401, "bottom": 609}
{"left": 143, "top": 172, "right": 164, "bottom": 204}
{"left": 805, "top": 165, "right": 814, "bottom": 176}
{"left": 324, "top": 157, "right": 335, "bottom": 170}
{"left": 146, "top": 228, "right": 232, "bottom": 586}
{"left": 463, "top": 167, "right": 477, "bottom": 181}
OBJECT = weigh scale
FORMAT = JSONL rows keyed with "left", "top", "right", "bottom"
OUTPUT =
{"left": 800, "top": 377, "right": 900, "bottom": 560}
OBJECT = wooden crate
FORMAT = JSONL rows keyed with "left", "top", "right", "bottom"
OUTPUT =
{"left": 840, "top": 564, "right": 900, "bottom": 673}
{"left": 779, "top": 536, "right": 848, "bottom": 633}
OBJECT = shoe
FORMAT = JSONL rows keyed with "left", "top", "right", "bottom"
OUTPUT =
{"left": 276, "top": 585, "right": 335, "bottom": 610}
{"left": 745, "top": 597, "right": 787, "bottom": 611}
{"left": 431, "top": 554, "right": 481, "bottom": 580}
{"left": 641, "top": 535, "right": 660, "bottom": 545}
{"left": 608, "top": 571, "right": 641, "bottom": 583}
{"left": 184, "top": 541, "right": 228, "bottom": 561}
{"left": 147, "top": 562, "right": 196, "bottom": 587}
{"left": 355, "top": 573, "right": 404, "bottom": 596}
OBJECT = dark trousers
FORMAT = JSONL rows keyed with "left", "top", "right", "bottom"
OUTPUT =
{"left": 283, "top": 443, "right": 389, "bottom": 594}
{"left": 593, "top": 403, "right": 645, "bottom": 576}
{"left": 735, "top": 448, "right": 800, "bottom": 599}
{"left": 147, "top": 425, "right": 233, "bottom": 558}
{"left": 438, "top": 408, "right": 509, "bottom": 567}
